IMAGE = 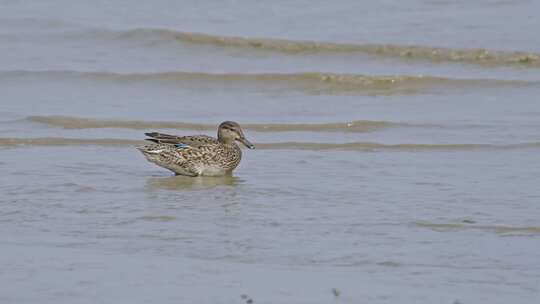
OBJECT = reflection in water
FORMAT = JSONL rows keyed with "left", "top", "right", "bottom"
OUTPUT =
{"left": 147, "top": 175, "right": 242, "bottom": 190}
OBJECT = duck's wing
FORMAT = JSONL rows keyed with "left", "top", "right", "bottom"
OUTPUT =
{"left": 137, "top": 142, "right": 221, "bottom": 176}
{"left": 144, "top": 132, "right": 218, "bottom": 148}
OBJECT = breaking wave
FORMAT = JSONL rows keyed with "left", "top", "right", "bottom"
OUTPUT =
{"left": 82, "top": 28, "right": 540, "bottom": 67}
{"left": 0, "top": 137, "right": 141, "bottom": 147}
{"left": 2, "top": 137, "right": 540, "bottom": 152}
{"left": 26, "top": 115, "right": 411, "bottom": 132}
{"left": 1, "top": 70, "right": 536, "bottom": 95}
{"left": 415, "top": 221, "right": 540, "bottom": 235}
{"left": 255, "top": 142, "right": 540, "bottom": 151}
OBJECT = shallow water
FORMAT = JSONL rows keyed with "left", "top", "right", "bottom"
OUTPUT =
{"left": 1, "top": 1, "right": 540, "bottom": 303}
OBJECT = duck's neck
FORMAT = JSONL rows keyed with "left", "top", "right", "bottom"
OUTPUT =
{"left": 218, "top": 134, "right": 235, "bottom": 145}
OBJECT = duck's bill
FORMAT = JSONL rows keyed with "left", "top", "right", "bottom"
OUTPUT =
{"left": 238, "top": 137, "right": 255, "bottom": 149}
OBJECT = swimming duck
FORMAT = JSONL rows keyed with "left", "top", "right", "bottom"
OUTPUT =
{"left": 137, "top": 121, "right": 254, "bottom": 176}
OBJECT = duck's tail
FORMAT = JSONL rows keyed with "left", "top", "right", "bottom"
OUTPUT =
{"left": 136, "top": 144, "right": 166, "bottom": 155}
{"left": 144, "top": 132, "right": 184, "bottom": 144}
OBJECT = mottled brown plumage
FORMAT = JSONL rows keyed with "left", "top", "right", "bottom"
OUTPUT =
{"left": 137, "top": 121, "right": 254, "bottom": 176}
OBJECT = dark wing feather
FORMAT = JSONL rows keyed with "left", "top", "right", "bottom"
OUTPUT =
{"left": 144, "top": 132, "right": 218, "bottom": 148}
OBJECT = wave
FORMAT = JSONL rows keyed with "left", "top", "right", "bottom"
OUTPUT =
{"left": 1, "top": 70, "right": 536, "bottom": 94}
{"left": 255, "top": 142, "right": 540, "bottom": 151}
{"left": 2, "top": 137, "right": 540, "bottom": 152}
{"left": 26, "top": 115, "right": 410, "bottom": 132}
{"left": 415, "top": 221, "right": 540, "bottom": 235}
{"left": 86, "top": 28, "right": 540, "bottom": 67}
{"left": 0, "top": 137, "right": 142, "bottom": 147}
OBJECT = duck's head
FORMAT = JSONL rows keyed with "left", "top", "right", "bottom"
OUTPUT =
{"left": 217, "top": 121, "right": 255, "bottom": 149}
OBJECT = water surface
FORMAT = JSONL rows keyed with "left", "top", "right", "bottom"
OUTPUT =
{"left": 1, "top": 1, "right": 539, "bottom": 303}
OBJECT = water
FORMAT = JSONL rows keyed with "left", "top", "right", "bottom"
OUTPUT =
{"left": 1, "top": 1, "right": 540, "bottom": 303}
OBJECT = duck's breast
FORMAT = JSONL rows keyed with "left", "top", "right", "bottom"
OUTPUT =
{"left": 199, "top": 164, "right": 228, "bottom": 176}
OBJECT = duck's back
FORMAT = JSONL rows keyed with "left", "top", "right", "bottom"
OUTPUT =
{"left": 144, "top": 132, "right": 218, "bottom": 148}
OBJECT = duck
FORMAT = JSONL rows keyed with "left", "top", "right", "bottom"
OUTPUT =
{"left": 137, "top": 121, "right": 254, "bottom": 176}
